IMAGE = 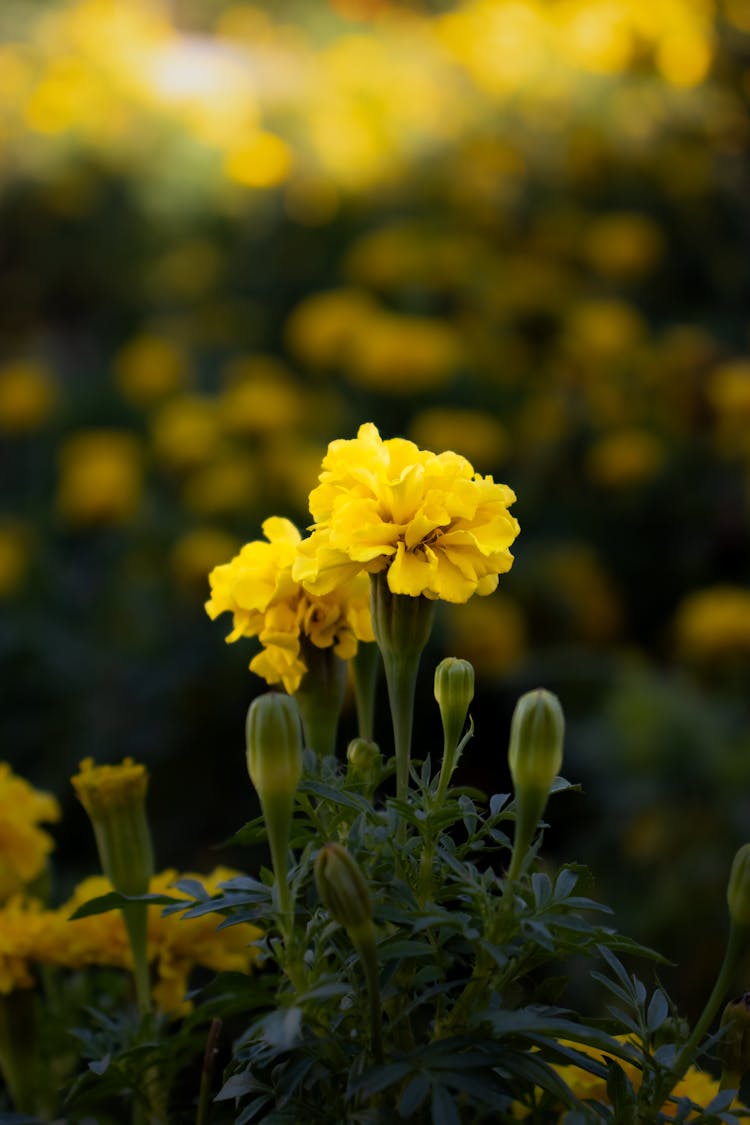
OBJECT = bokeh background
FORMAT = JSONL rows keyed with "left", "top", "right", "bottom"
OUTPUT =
{"left": 2, "top": 0, "right": 750, "bottom": 1017}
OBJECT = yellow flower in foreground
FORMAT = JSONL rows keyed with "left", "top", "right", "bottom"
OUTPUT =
{"left": 206, "top": 516, "right": 374, "bottom": 693}
{"left": 294, "top": 422, "right": 519, "bottom": 603}
{"left": 515, "top": 1038, "right": 725, "bottom": 1121}
{"left": 0, "top": 764, "right": 59, "bottom": 902}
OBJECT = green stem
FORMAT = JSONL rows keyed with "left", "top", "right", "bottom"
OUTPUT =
{"left": 351, "top": 642, "right": 380, "bottom": 740}
{"left": 356, "top": 930, "right": 384, "bottom": 1064}
{"left": 196, "top": 1018, "right": 222, "bottom": 1125}
{"left": 0, "top": 990, "right": 43, "bottom": 1116}
{"left": 658, "top": 923, "right": 745, "bottom": 1109}
{"left": 295, "top": 643, "right": 347, "bottom": 758}
{"left": 122, "top": 901, "right": 152, "bottom": 1017}
{"left": 382, "top": 652, "right": 421, "bottom": 804}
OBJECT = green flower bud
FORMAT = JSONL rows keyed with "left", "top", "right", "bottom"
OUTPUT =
{"left": 434, "top": 657, "right": 475, "bottom": 755}
{"left": 245, "top": 692, "right": 303, "bottom": 800}
{"left": 728, "top": 844, "right": 750, "bottom": 929}
{"left": 720, "top": 993, "right": 750, "bottom": 1089}
{"left": 347, "top": 738, "right": 381, "bottom": 775}
{"left": 315, "top": 842, "right": 373, "bottom": 943}
{"left": 506, "top": 689, "right": 565, "bottom": 881}
{"left": 508, "top": 688, "right": 564, "bottom": 794}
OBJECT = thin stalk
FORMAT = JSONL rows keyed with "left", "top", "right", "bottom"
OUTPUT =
{"left": 381, "top": 653, "right": 420, "bottom": 804}
{"left": 351, "top": 642, "right": 379, "bottom": 740}
{"left": 196, "top": 1018, "right": 222, "bottom": 1125}
{"left": 122, "top": 902, "right": 152, "bottom": 1017}
{"left": 356, "top": 933, "right": 384, "bottom": 1064}
{"left": 654, "top": 924, "right": 744, "bottom": 1112}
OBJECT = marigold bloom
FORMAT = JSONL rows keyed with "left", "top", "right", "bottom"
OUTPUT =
{"left": 514, "top": 1038, "right": 726, "bottom": 1120}
{"left": 71, "top": 758, "right": 154, "bottom": 897}
{"left": 294, "top": 423, "right": 519, "bottom": 604}
{"left": 0, "top": 764, "right": 59, "bottom": 903}
{"left": 205, "top": 516, "right": 374, "bottom": 693}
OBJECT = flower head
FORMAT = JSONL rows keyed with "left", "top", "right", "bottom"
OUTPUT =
{"left": 71, "top": 758, "right": 154, "bottom": 898}
{"left": 0, "top": 764, "right": 60, "bottom": 902}
{"left": 293, "top": 423, "right": 519, "bottom": 603}
{"left": 205, "top": 516, "right": 373, "bottom": 693}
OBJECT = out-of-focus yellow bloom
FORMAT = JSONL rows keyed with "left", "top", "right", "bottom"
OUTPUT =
{"left": 586, "top": 429, "right": 665, "bottom": 488}
{"left": 285, "top": 289, "right": 378, "bottom": 371}
{"left": 707, "top": 360, "right": 750, "bottom": 457}
{"left": 150, "top": 394, "right": 220, "bottom": 470}
{"left": 409, "top": 408, "right": 510, "bottom": 471}
{"left": 442, "top": 593, "right": 526, "bottom": 676}
{"left": 223, "top": 130, "right": 292, "bottom": 189}
{"left": 219, "top": 357, "right": 303, "bottom": 435}
{"left": 514, "top": 1037, "right": 724, "bottom": 1120}
{"left": 656, "top": 27, "right": 712, "bottom": 88}
{"left": 171, "top": 527, "right": 241, "bottom": 588}
{"left": 56, "top": 430, "right": 143, "bottom": 525}
{"left": 0, "top": 765, "right": 59, "bottom": 904}
{"left": 260, "top": 436, "right": 331, "bottom": 513}
{"left": 294, "top": 422, "right": 519, "bottom": 603}
{"left": 565, "top": 299, "right": 646, "bottom": 359}
{"left": 583, "top": 212, "right": 664, "bottom": 279}
{"left": 148, "top": 240, "right": 222, "bottom": 302}
{"left": 114, "top": 335, "right": 190, "bottom": 406}
{"left": 206, "top": 516, "right": 373, "bottom": 693}
{"left": 674, "top": 586, "right": 750, "bottom": 663}
{"left": 345, "top": 312, "right": 461, "bottom": 394}
{"left": 0, "top": 522, "right": 31, "bottom": 599}
{"left": 57, "top": 868, "right": 263, "bottom": 1016}
{"left": 182, "top": 453, "right": 257, "bottom": 517}
{"left": 543, "top": 545, "right": 622, "bottom": 644}
{"left": 0, "top": 361, "right": 57, "bottom": 433}
{"left": 71, "top": 758, "right": 148, "bottom": 823}
{"left": 0, "top": 897, "right": 52, "bottom": 992}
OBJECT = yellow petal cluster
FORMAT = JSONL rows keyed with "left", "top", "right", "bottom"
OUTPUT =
{"left": 294, "top": 422, "right": 520, "bottom": 603}
{"left": 71, "top": 757, "right": 148, "bottom": 820}
{"left": 0, "top": 763, "right": 60, "bottom": 902}
{"left": 514, "top": 1038, "right": 727, "bottom": 1121}
{"left": 205, "top": 516, "right": 374, "bottom": 693}
{"left": 0, "top": 869, "right": 261, "bottom": 1015}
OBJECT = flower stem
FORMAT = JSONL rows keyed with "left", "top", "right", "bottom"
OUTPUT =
{"left": 351, "top": 641, "right": 380, "bottom": 741}
{"left": 196, "top": 1018, "right": 222, "bottom": 1125}
{"left": 355, "top": 930, "right": 384, "bottom": 1064}
{"left": 122, "top": 901, "right": 152, "bottom": 1017}
{"left": 654, "top": 923, "right": 745, "bottom": 1111}
{"left": 295, "top": 642, "right": 347, "bottom": 758}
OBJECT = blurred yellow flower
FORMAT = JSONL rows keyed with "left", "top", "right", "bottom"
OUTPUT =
{"left": 673, "top": 586, "right": 750, "bottom": 663}
{"left": 586, "top": 429, "right": 665, "bottom": 488}
{"left": 515, "top": 1037, "right": 724, "bottom": 1120}
{"left": 150, "top": 394, "right": 221, "bottom": 470}
{"left": 171, "top": 527, "right": 241, "bottom": 589}
{"left": 543, "top": 545, "right": 622, "bottom": 644}
{"left": 56, "top": 430, "right": 143, "bottom": 525}
{"left": 181, "top": 453, "right": 258, "bottom": 517}
{"left": 0, "top": 897, "right": 51, "bottom": 992}
{"left": 408, "top": 408, "right": 510, "bottom": 471}
{"left": 285, "top": 288, "right": 378, "bottom": 371}
{"left": 206, "top": 516, "right": 374, "bottom": 693}
{"left": 0, "top": 522, "right": 31, "bottom": 599}
{"left": 223, "top": 130, "right": 292, "bottom": 189}
{"left": 565, "top": 299, "right": 646, "bottom": 359}
{"left": 0, "top": 764, "right": 59, "bottom": 904}
{"left": 442, "top": 593, "right": 526, "bottom": 676}
{"left": 345, "top": 312, "right": 461, "bottom": 394}
{"left": 114, "top": 334, "right": 190, "bottom": 405}
{"left": 294, "top": 422, "right": 519, "bottom": 603}
{"left": 218, "top": 356, "right": 303, "bottom": 435}
{"left": 71, "top": 757, "right": 148, "bottom": 823}
{"left": 707, "top": 360, "right": 750, "bottom": 457}
{"left": 0, "top": 361, "right": 57, "bottom": 433}
{"left": 583, "top": 212, "right": 664, "bottom": 279}
{"left": 60, "top": 868, "right": 262, "bottom": 1015}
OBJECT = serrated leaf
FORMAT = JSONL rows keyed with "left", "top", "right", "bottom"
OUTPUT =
{"left": 489, "top": 793, "right": 510, "bottom": 817}
{"left": 215, "top": 1072, "right": 271, "bottom": 1102}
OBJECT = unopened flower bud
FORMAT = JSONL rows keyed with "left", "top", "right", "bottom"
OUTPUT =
{"left": 315, "top": 842, "right": 373, "bottom": 944}
{"left": 508, "top": 688, "right": 564, "bottom": 795}
{"left": 434, "top": 658, "right": 475, "bottom": 755}
{"left": 728, "top": 844, "right": 750, "bottom": 929}
{"left": 347, "top": 738, "right": 381, "bottom": 776}
{"left": 245, "top": 692, "right": 303, "bottom": 800}
{"left": 71, "top": 758, "right": 154, "bottom": 897}
{"left": 720, "top": 993, "right": 750, "bottom": 1089}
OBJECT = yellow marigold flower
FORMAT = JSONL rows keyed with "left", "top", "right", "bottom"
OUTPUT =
{"left": 515, "top": 1038, "right": 726, "bottom": 1121}
{"left": 0, "top": 360, "right": 57, "bottom": 433}
{"left": 674, "top": 586, "right": 750, "bottom": 663}
{"left": 71, "top": 758, "right": 154, "bottom": 898}
{"left": 0, "top": 764, "right": 59, "bottom": 903}
{"left": 61, "top": 869, "right": 262, "bottom": 1016}
{"left": 56, "top": 429, "right": 143, "bottom": 526}
{"left": 294, "top": 423, "right": 519, "bottom": 604}
{"left": 113, "top": 334, "right": 190, "bottom": 407}
{"left": 206, "top": 516, "right": 374, "bottom": 693}
{"left": 0, "top": 896, "right": 51, "bottom": 992}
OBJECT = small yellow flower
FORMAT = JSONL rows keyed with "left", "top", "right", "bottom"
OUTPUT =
{"left": 0, "top": 764, "right": 60, "bottom": 903}
{"left": 113, "top": 334, "right": 190, "bottom": 406}
{"left": 294, "top": 423, "right": 519, "bottom": 604}
{"left": 56, "top": 430, "right": 143, "bottom": 525}
{"left": 206, "top": 516, "right": 374, "bottom": 693}
{"left": 0, "top": 361, "right": 57, "bottom": 433}
{"left": 673, "top": 586, "right": 750, "bottom": 663}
